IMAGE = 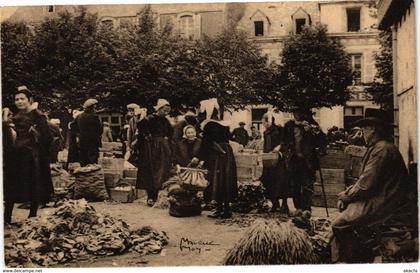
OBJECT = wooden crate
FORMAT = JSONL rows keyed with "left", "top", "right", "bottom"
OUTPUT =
{"left": 99, "top": 157, "right": 124, "bottom": 170}
{"left": 313, "top": 182, "right": 345, "bottom": 195}
{"left": 312, "top": 194, "right": 338, "bottom": 208}
{"left": 237, "top": 166, "right": 258, "bottom": 182}
{"left": 315, "top": 168, "right": 345, "bottom": 184}
{"left": 123, "top": 168, "right": 138, "bottom": 178}
{"left": 235, "top": 153, "right": 261, "bottom": 167}
{"left": 345, "top": 145, "right": 367, "bottom": 157}
{"left": 122, "top": 177, "right": 137, "bottom": 187}
{"left": 104, "top": 172, "right": 121, "bottom": 188}
{"left": 320, "top": 151, "right": 350, "bottom": 169}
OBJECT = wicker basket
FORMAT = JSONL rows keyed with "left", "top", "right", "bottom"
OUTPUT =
{"left": 109, "top": 182, "right": 136, "bottom": 203}
{"left": 261, "top": 152, "right": 279, "bottom": 168}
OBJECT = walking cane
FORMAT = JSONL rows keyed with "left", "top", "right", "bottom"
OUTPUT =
{"left": 318, "top": 166, "right": 329, "bottom": 217}
{"left": 315, "top": 147, "right": 329, "bottom": 217}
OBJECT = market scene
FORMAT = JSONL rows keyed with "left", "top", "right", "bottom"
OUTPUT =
{"left": 1, "top": 0, "right": 418, "bottom": 268}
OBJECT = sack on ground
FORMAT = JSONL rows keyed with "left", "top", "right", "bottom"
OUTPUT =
{"left": 73, "top": 164, "right": 108, "bottom": 201}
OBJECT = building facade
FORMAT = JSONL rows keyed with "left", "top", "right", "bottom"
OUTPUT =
{"left": 4, "top": 1, "right": 381, "bottom": 133}
{"left": 377, "top": 0, "right": 417, "bottom": 165}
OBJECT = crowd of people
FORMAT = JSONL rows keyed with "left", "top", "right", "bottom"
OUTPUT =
{"left": 3, "top": 86, "right": 417, "bottom": 263}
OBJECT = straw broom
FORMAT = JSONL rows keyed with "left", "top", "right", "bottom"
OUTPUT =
{"left": 223, "top": 219, "right": 318, "bottom": 265}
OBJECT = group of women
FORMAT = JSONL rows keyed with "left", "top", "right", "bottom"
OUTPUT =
{"left": 133, "top": 99, "right": 238, "bottom": 218}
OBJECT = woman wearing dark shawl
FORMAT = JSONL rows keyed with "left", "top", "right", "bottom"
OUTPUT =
{"left": 4, "top": 86, "right": 53, "bottom": 224}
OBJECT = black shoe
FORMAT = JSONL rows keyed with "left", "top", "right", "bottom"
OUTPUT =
{"left": 208, "top": 209, "right": 223, "bottom": 218}
{"left": 270, "top": 200, "right": 280, "bottom": 213}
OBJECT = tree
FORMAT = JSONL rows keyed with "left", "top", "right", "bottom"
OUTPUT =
{"left": 269, "top": 24, "right": 353, "bottom": 112}
{"left": 195, "top": 28, "right": 273, "bottom": 111}
{"left": 1, "top": 21, "right": 35, "bottom": 108}
{"left": 366, "top": 30, "right": 393, "bottom": 112}
{"left": 29, "top": 7, "right": 114, "bottom": 115}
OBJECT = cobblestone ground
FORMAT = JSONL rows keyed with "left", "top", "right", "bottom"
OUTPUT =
{"left": 4, "top": 198, "right": 337, "bottom": 267}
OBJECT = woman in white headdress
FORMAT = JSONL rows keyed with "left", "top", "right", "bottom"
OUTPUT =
{"left": 136, "top": 99, "right": 173, "bottom": 206}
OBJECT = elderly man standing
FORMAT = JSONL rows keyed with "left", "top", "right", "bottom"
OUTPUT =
{"left": 331, "top": 116, "right": 414, "bottom": 263}
{"left": 75, "top": 99, "right": 103, "bottom": 166}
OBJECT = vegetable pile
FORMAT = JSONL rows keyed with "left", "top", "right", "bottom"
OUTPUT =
{"left": 4, "top": 199, "right": 168, "bottom": 267}
{"left": 223, "top": 219, "right": 318, "bottom": 265}
{"left": 231, "top": 184, "right": 270, "bottom": 213}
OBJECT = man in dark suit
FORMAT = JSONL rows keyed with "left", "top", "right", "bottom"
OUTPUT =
{"left": 74, "top": 99, "right": 103, "bottom": 166}
{"left": 231, "top": 122, "right": 249, "bottom": 147}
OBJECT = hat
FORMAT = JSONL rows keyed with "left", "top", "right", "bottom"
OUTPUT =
{"left": 127, "top": 103, "right": 140, "bottom": 110}
{"left": 103, "top": 121, "right": 109, "bottom": 126}
{"left": 50, "top": 118, "right": 60, "bottom": 126}
{"left": 16, "top": 85, "right": 33, "bottom": 98}
{"left": 353, "top": 117, "right": 389, "bottom": 129}
{"left": 200, "top": 119, "right": 231, "bottom": 129}
{"left": 239, "top": 122, "right": 246, "bottom": 126}
{"left": 72, "top": 110, "right": 83, "bottom": 119}
{"left": 154, "top": 99, "right": 170, "bottom": 111}
{"left": 83, "top": 98, "right": 98, "bottom": 109}
{"left": 353, "top": 108, "right": 392, "bottom": 131}
{"left": 182, "top": 125, "right": 197, "bottom": 139}
{"left": 134, "top": 107, "right": 147, "bottom": 120}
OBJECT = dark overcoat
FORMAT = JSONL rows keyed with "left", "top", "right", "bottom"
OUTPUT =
{"left": 200, "top": 121, "right": 238, "bottom": 203}
{"left": 6, "top": 109, "right": 53, "bottom": 203}
{"left": 173, "top": 138, "right": 202, "bottom": 167}
{"left": 260, "top": 125, "right": 289, "bottom": 199}
{"left": 136, "top": 114, "right": 173, "bottom": 191}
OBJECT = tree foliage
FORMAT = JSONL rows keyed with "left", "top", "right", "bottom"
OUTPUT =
{"left": 366, "top": 29, "right": 393, "bottom": 111}
{"left": 269, "top": 24, "right": 352, "bottom": 112}
{"left": 1, "top": 21, "right": 35, "bottom": 107}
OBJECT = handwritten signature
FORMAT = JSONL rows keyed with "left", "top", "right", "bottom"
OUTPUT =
{"left": 179, "top": 237, "right": 220, "bottom": 253}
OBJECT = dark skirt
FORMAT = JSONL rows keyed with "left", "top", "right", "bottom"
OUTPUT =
{"left": 136, "top": 137, "right": 172, "bottom": 191}
{"left": 6, "top": 146, "right": 53, "bottom": 203}
{"left": 205, "top": 143, "right": 238, "bottom": 203}
{"left": 260, "top": 159, "right": 290, "bottom": 199}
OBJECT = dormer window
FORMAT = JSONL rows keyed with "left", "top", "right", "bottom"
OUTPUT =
{"left": 254, "top": 21, "right": 264, "bottom": 36}
{"left": 295, "top": 18, "right": 306, "bottom": 34}
{"left": 291, "top": 8, "right": 311, "bottom": 35}
{"left": 249, "top": 9, "right": 270, "bottom": 37}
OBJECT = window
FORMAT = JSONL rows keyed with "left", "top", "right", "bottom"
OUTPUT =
{"left": 179, "top": 15, "right": 194, "bottom": 40}
{"left": 48, "top": 5, "right": 55, "bottom": 13}
{"left": 347, "top": 8, "right": 361, "bottom": 32}
{"left": 295, "top": 18, "right": 306, "bottom": 34}
{"left": 254, "top": 21, "right": 264, "bottom": 36}
{"left": 119, "top": 18, "right": 133, "bottom": 29}
{"left": 350, "top": 54, "right": 362, "bottom": 85}
{"left": 344, "top": 107, "right": 364, "bottom": 129}
{"left": 251, "top": 108, "right": 268, "bottom": 130}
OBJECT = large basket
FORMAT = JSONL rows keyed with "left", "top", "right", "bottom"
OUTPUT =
{"left": 177, "top": 167, "right": 209, "bottom": 191}
{"left": 261, "top": 152, "right": 279, "bottom": 168}
{"left": 109, "top": 182, "right": 136, "bottom": 203}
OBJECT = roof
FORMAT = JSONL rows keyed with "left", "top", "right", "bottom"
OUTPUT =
{"left": 377, "top": 0, "right": 414, "bottom": 29}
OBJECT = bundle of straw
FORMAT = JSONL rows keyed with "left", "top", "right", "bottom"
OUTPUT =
{"left": 223, "top": 219, "right": 318, "bottom": 265}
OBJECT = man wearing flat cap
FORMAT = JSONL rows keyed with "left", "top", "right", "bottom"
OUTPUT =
{"left": 126, "top": 103, "right": 140, "bottom": 156}
{"left": 331, "top": 112, "right": 415, "bottom": 263}
{"left": 231, "top": 121, "right": 249, "bottom": 147}
{"left": 74, "top": 98, "right": 103, "bottom": 166}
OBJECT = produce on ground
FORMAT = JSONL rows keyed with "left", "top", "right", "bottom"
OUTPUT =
{"left": 4, "top": 199, "right": 168, "bottom": 267}
{"left": 223, "top": 219, "right": 318, "bottom": 265}
{"left": 231, "top": 184, "right": 270, "bottom": 214}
